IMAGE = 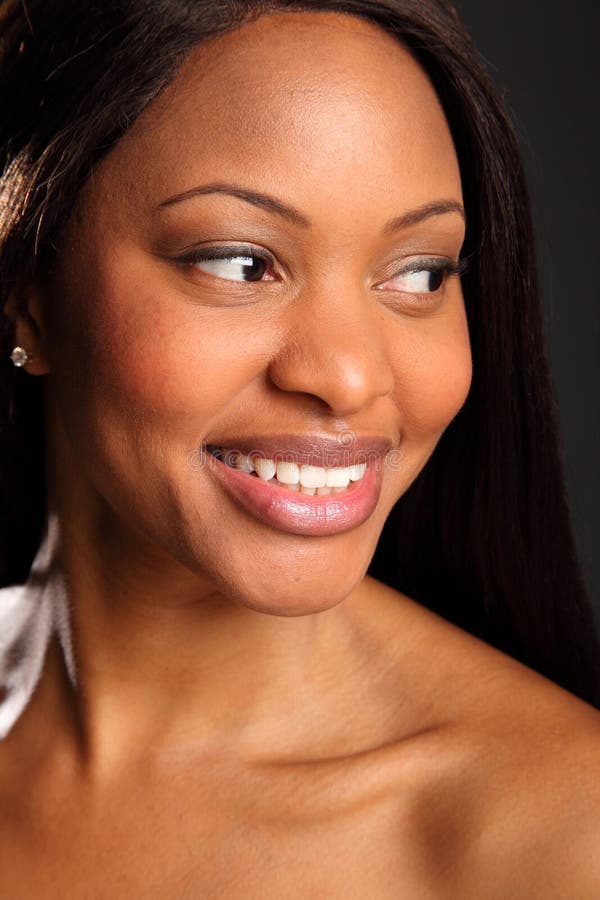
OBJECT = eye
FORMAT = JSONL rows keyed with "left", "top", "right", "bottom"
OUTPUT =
{"left": 179, "top": 246, "right": 276, "bottom": 283}
{"left": 391, "top": 268, "right": 446, "bottom": 292}
{"left": 378, "top": 258, "right": 464, "bottom": 295}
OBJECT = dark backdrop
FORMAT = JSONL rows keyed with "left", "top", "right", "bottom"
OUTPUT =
{"left": 455, "top": 1, "right": 600, "bottom": 623}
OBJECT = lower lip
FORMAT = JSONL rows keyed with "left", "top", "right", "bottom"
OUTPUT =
{"left": 202, "top": 449, "right": 383, "bottom": 536}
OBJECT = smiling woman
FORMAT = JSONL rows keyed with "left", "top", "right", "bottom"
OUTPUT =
{"left": 1, "top": 1, "right": 600, "bottom": 896}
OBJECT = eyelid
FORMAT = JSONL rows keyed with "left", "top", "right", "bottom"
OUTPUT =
{"left": 177, "top": 243, "right": 277, "bottom": 267}
{"left": 392, "top": 255, "right": 467, "bottom": 276}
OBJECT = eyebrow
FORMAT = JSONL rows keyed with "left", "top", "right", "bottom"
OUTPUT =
{"left": 158, "top": 182, "right": 310, "bottom": 227}
{"left": 157, "top": 181, "right": 465, "bottom": 232}
{"left": 382, "top": 199, "right": 465, "bottom": 233}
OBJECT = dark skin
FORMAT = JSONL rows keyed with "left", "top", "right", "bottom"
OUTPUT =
{"left": 1, "top": 11, "right": 600, "bottom": 897}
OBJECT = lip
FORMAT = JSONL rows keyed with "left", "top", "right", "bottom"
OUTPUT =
{"left": 202, "top": 447, "right": 386, "bottom": 537}
{"left": 204, "top": 433, "right": 392, "bottom": 469}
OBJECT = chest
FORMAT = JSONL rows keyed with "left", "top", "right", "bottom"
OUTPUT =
{"left": 0, "top": 755, "right": 466, "bottom": 898}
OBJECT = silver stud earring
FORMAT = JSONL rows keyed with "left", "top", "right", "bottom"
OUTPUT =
{"left": 10, "top": 346, "right": 34, "bottom": 367}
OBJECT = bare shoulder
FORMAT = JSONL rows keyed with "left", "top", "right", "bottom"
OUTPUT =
{"left": 362, "top": 577, "right": 600, "bottom": 896}
{"left": 460, "top": 674, "right": 600, "bottom": 897}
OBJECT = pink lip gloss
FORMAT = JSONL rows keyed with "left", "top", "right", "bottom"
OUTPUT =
{"left": 203, "top": 451, "right": 384, "bottom": 537}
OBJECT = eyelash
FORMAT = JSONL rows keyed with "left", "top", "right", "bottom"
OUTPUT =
{"left": 177, "top": 245, "right": 469, "bottom": 297}
{"left": 376, "top": 257, "right": 468, "bottom": 296}
{"left": 178, "top": 245, "right": 277, "bottom": 284}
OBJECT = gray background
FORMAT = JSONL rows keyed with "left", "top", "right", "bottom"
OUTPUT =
{"left": 455, "top": 1, "right": 600, "bottom": 623}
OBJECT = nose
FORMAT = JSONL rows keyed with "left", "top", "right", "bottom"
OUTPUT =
{"left": 267, "top": 280, "right": 395, "bottom": 417}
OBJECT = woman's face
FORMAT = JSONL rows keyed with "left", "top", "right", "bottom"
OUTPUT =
{"left": 42, "top": 11, "right": 471, "bottom": 615}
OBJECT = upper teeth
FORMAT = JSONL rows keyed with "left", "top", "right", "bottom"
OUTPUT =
{"left": 211, "top": 447, "right": 367, "bottom": 488}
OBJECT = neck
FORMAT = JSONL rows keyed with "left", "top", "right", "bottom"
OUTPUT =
{"left": 34, "top": 505, "right": 392, "bottom": 777}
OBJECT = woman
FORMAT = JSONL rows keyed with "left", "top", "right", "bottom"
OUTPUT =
{"left": 1, "top": 0, "right": 599, "bottom": 894}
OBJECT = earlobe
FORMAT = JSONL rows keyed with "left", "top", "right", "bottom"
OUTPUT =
{"left": 4, "top": 284, "right": 51, "bottom": 375}
{"left": 10, "top": 346, "right": 36, "bottom": 368}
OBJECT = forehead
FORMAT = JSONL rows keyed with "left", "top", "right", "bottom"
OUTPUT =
{"left": 86, "top": 10, "right": 461, "bottom": 221}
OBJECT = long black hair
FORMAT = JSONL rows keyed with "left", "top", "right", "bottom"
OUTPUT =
{"left": 2, "top": 0, "right": 599, "bottom": 707}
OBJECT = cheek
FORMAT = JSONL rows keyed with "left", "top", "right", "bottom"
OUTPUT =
{"left": 50, "top": 256, "right": 268, "bottom": 439}
{"left": 390, "top": 314, "right": 472, "bottom": 439}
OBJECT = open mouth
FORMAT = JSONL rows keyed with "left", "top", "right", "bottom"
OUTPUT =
{"left": 205, "top": 444, "right": 367, "bottom": 497}
{"left": 202, "top": 441, "right": 382, "bottom": 537}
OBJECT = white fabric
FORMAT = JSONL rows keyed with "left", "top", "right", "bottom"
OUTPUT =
{"left": 0, "top": 514, "right": 76, "bottom": 739}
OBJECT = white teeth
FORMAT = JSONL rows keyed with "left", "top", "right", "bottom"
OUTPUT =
{"left": 214, "top": 446, "right": 368, "bottom": 489}
{"left": 349, "top": 463, "right": 367, "bottom": 481}
{"left": 299, "top": 464, "right": 327, "bottom": 489}
{"left": 275, "top": 461, "right": 300, "bottom": 484}
{"left": 325, "top": 466, "right": 351, "bottom": 488}
{"left": 233, "top": 452, "right": 254, "bottom": 474}
{"left": 254, "top": 458, "right": 277, "bottom": 481}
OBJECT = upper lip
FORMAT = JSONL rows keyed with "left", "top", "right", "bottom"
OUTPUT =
{"left": 205, "top": 433, "right": 393, "bottom": 468}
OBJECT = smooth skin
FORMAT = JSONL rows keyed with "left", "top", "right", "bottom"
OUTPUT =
{"left": 1, "top": 11, "right": 600, "bottom": 898}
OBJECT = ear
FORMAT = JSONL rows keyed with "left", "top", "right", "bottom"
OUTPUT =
{"left": 4, "top": 283, "right": 51, "bottom": 376}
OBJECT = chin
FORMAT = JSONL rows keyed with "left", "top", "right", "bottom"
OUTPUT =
{"left": 200, "top": 559, "right": 360, "bottom": 618}
{"left": 243, "top": 594, "right": 345, "bottom": 618}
